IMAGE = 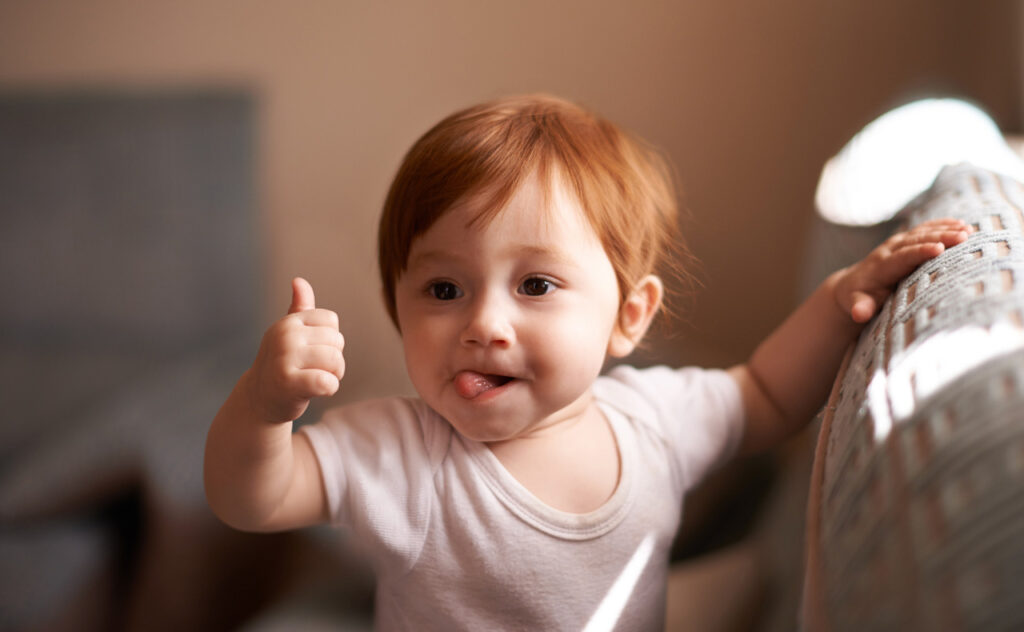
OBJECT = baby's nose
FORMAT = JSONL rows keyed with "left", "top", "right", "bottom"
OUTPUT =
{"left": 460, "top": 293, "right": 516, "bottom": 347}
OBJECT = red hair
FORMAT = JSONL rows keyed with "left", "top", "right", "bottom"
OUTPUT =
{"left": 378, "top": 94, "right": 693, "bottom": 328}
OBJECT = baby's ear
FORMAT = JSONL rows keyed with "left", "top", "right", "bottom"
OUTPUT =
{"left": 608, "top": 275, "right": 664, "bottom": 358}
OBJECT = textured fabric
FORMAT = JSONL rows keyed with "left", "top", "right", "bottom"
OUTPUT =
{"left": 804, "top": 164, "right": 1024, "bottom": 631}
{"left": 300, "top": 364, "right": 744, "bottom": 631}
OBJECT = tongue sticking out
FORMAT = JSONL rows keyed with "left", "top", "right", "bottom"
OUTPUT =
{"left": 454, "top": 371, "right": 512, "bottom": 399}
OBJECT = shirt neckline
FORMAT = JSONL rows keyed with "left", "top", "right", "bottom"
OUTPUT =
{"left": 462, "top": 401, "right": 636, "bottom": 540}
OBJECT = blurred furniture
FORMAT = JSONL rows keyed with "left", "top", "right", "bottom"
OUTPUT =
{"left": 0, "top": 91, "right": 372, "bottom": 631}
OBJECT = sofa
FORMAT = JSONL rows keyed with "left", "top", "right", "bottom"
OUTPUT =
{"left": 803, "top": 162, "right": 1024, "bottom": 631}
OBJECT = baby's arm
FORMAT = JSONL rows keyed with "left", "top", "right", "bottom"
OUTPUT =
{"left": 204, "top": 278, "right": 345, "bottom": 531}
{"left": 730, "top": 218, "right": 972, "bottom": 454}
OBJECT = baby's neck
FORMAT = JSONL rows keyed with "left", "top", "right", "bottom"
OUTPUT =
{"left": 486, "top": 401, "right": 621, "bottom": 514}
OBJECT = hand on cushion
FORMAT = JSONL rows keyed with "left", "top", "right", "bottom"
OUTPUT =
{"left": 832, "top": 218, "right": 973, "bottom": 323}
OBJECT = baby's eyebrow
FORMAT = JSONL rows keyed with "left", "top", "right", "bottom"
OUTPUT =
{"left": 407, "top": 249, "right": 464, "bottom": 269}
{"left": 408, "top": 244, "right": 579, "bottom": 268}
{"left": 511, "top": 244, "right": 579, "bottom": 267}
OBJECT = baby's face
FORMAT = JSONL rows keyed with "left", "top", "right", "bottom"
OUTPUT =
{"left": 394, "top": 172, "right": 622, "bottom": 443}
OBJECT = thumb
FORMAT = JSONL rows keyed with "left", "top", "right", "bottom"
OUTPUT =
{"left": 288, "top": 277, "right": 316, "bottom": 314}
{"left": 849, "top": 290, "right": 878, "bottom": 323}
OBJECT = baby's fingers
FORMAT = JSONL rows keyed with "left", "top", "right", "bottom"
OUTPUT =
{"left": 914, "top": 217, "right": 973, "bottom": 232}
{"left": 849, "top": 290, "right": 881, "bottom": 323}
{"left": 876, "top": 222, "right": 971, "bottom": 283}
{"left": 303, "top": 327, "right": 345, "bottom": 351}
{"left": 292, "top": 308, "right": 341, "bottom": 330}
{"left": 290, "top": 368, "right": 341, "bottom": 399}
{"left": 874, "top": 242, "right": 949, "bottom": 286}
{"left": 836, "top": 218, "right": 972, "bottom": 324}
{"left": 890, "top": 225, "right": 971, "bottom": 251}
{"left": 297, "top": 344, "right": 346, "bottom": 381}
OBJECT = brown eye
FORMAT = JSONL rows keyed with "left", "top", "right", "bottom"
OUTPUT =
{"left": 429, "top": 281, "right": 463, "bottom": 301}
{"left": 520, "top": 278, "right": 553, "bottom": 296}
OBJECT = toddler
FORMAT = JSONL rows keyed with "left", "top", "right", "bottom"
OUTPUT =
{"left": 205, "top": 94, "right": 970, "bottom": 630}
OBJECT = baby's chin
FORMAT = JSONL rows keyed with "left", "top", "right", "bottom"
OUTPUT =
{"left": 443, "top": 408, "right": 585, "bottom": 445}
{"left": 442, "top": 415, "right": 523, "bottom": 444}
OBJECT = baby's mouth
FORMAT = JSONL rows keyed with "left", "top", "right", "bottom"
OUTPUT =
{"left": 454, "top": 371, "right": 515, "bottom": 399}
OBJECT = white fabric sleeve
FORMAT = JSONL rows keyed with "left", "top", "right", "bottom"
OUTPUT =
{"left": 597, "top": 365, "right": 746, "bottom": 488}
{"left": 298, "top": 397, "right": 445, "bottom": 576}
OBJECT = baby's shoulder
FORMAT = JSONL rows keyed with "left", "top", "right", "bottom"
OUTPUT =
{"left": 596, "top": 364, "right": 745, "bottom": 476}
{"left": 594, "top": 364, "right": 740, "bottom": 425}
{"left": 596, "top": 363, "right": 719, "bottom": 402}
{"left": 312, "top": 396, "right": 454, "bottom": 464}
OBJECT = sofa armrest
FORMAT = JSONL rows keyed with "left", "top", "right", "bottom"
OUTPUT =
{"left": 803, "top": 164, "right": 1024, "bottom": 630}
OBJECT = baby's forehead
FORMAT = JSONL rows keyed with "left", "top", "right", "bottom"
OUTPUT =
{"left": 444, "top": 174, "right": 594, "bottom": 236}
{"left": 454, "top": 168, "right": 588, "bottom": 226}
{"left": 405, "top": 176, "right": 604, "bottom": 265}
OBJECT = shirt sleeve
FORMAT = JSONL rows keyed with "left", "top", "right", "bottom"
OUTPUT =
{"left": 596, "top": 365, "right": 745, "bottom": 489}
{"left": 299, "top": 397, "right": 447, "bottom": 577}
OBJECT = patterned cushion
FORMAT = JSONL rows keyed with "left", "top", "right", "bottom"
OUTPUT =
{"left": 804, "top": 164, "right": 1024, "bottom": 630}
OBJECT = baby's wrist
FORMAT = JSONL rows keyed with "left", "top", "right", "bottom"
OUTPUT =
{"left": 239, "top": 369, "right": 277, "bottom": 425}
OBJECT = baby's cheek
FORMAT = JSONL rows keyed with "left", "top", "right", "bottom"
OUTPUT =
{"left": 401, "top": 328, "right": 443, "bottom": 384}
{"left": 543, "top": 318, "right": 611, "bottom": 374}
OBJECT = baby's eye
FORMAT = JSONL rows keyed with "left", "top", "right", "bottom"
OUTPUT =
{"left": 428, "top": 281, "right": 463, "bottom": 301}
{"left": 519, "top": 277, "right": 554, "bottom": 297}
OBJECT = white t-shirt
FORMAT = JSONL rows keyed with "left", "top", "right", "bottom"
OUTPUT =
{"left": 300, "top": 364, "right": 744, "bottom": 631}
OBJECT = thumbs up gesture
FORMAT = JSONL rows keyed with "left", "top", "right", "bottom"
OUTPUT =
{"left": 247, "top": 278, "right": 346, "bottom": 423}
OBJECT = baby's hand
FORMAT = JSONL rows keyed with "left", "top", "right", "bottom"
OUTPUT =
{"left": 834, "top": 218, "right": 973, "bottom": 323}
{"left": 247, "top": 278, "right": 346, "bottom": 423}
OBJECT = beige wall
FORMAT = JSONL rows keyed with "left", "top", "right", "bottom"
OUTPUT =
{"left": 1, "top": 1, "right": 1019, "bottom": 404}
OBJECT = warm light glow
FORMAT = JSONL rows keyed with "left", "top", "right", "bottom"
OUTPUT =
{"left": 582, "top": 533, "right": 655, "bottom": 632}
{"left": 867, "top": 367, "right": 893, "bottom": 443}
{"left": 816, "top": 99, "right": 1024, "bottom": 226}
{"left": 870, "top": 321, "right": 1024, "bottom": 442}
